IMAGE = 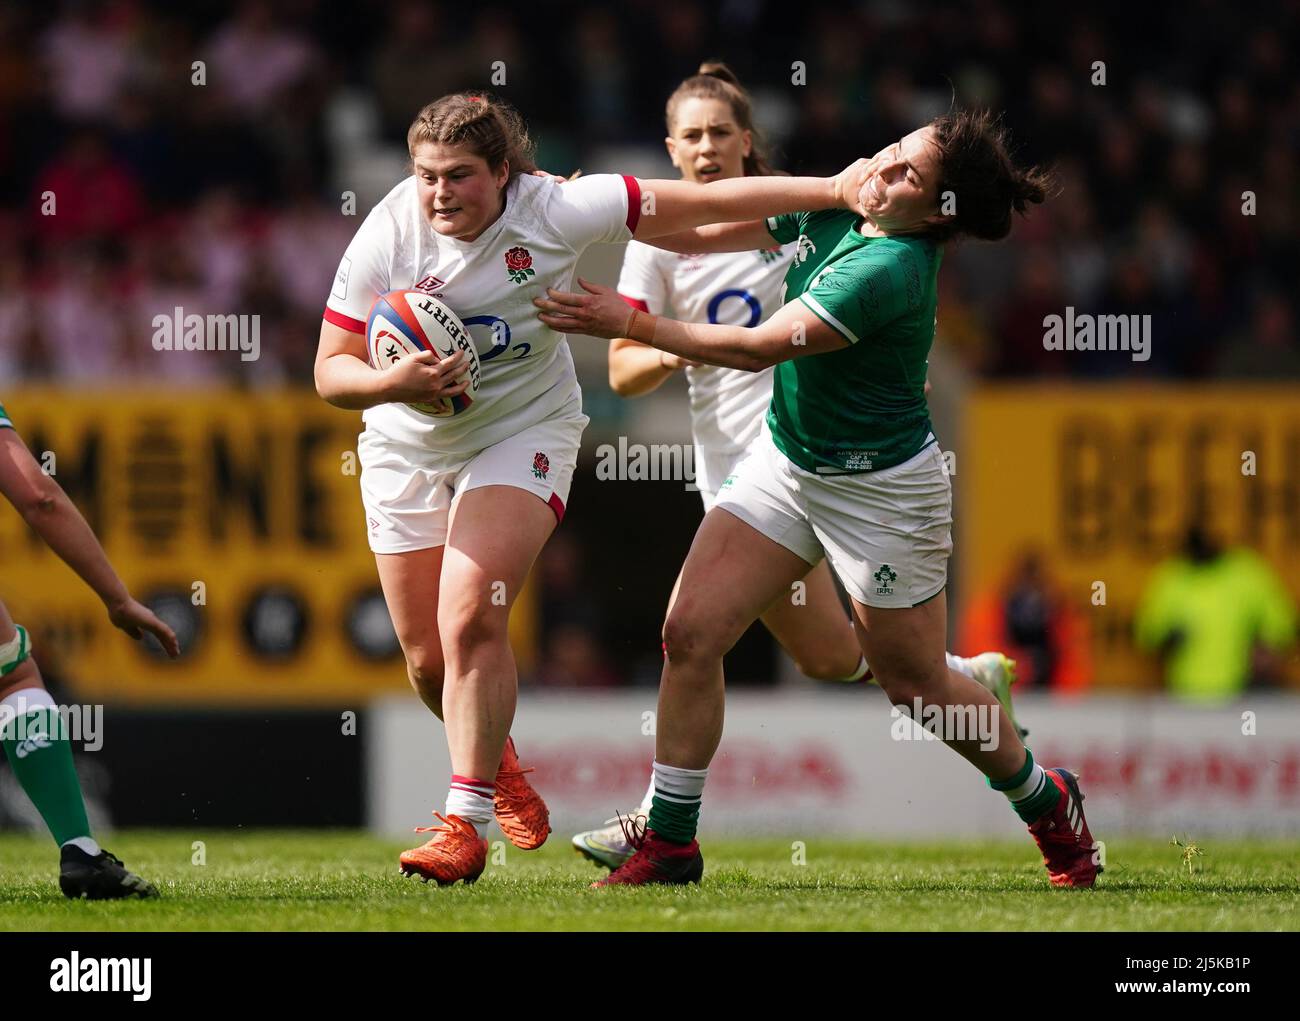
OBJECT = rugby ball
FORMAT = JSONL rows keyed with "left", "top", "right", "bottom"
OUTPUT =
{"left": 366, "top": 290, "right": 481, "bottom": 417}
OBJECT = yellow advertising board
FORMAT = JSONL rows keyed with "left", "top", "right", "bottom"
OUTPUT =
{"left": 961, "top": 386, "right": 1300, "bottom": 689}
{"left": 0, "top": 390, "right": 536, "bottom": 705}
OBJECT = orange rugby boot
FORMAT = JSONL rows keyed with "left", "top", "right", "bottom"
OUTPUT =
{"left": 398, "top": 813, "right": 488, "bottom": 886}
{"left": 494, "top": 736, "right": 551, "bottom": 850}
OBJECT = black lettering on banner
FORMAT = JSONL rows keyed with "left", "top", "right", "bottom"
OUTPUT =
{"left": 1059, "top": 417, "right": 1111, "bottom": 556}
{"left": 1130, "top": 419, "right": 1168, "bottom": 553}
{"left": 208, "top": 430, "right": 272, "bottom": 542}
{"left": 1242, "top": 424, "right": 1300, "bottom": 547}
{"left": 296, "top": 426, "right": 333, "bottom": 547}
{"left": 1183, "top": 418, "right": 1221, "bottom": 537}
{"left": 129, "top": 417, "right": 186, "bottom": 546}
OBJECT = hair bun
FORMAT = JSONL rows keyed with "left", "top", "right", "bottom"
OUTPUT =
{"left": 697, "top": 61, "right": 740, "bottom": 87}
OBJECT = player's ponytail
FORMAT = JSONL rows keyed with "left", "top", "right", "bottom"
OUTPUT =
{"left": 407, "top": 92, "right": 538, "bottom": 178}
{"left": 665, "top": 62, "right": 779, "bottom": 177}
{"left": 925, "top": 107, "right": 1056, "bottom": 242}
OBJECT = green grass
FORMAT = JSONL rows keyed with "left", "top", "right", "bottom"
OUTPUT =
{"left": 0, "top": 831, "right": 1296, "bottom": 931}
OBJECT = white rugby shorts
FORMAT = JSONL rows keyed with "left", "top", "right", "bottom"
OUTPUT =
{"left": 713, "top": 427, "right": 952, "bottom": 608}
{"left": 358, "top": 410, "right": 587, "bottom": 553}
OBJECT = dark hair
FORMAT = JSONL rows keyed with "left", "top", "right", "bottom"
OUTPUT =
{"left": 924, "top": 108, "right": 1054, "bottom": 242}
{"left": 665, "top": 61, "right": 777, "bottom": 177}
{"left": 406, "top": 92, "right": 537, "bottom": 177}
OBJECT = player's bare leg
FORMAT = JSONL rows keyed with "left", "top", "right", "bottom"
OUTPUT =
{"left": 375, "top": 546, "right": 447, "bottom": 718}
{"left": 658, "top": 509, "right": 812, "bottom": 768}
{"left": 578, "top": 535, "right": 1018, "bottom": 869}
{"left": 437, "top": 484, "right": 555, "bottom": 851}
{"left": 851, "top": 593, "right": 1099, "bottom": 887}
{"left": 0, "top": 607, "right": 156, "bottom": 900}
{"left": 763, "top": 562, "right": 1023, "bottom": 733}
{"left": 852, "top": 593, "right": 1022, "bottom": 775}
{"left": 759, "top": 560, "right": 862, "bottom": 680}
{"left": 380, "top": 495, "right": 552, "bottom": 880}
{"left": 596, "top": 508, "right": 811, "bottom": 886}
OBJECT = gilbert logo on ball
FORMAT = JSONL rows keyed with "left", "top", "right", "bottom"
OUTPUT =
{"left": 366, "top": 290, "right": 482, "bottom": 417}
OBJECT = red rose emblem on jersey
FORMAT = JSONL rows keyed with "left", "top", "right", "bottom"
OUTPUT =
{"left": 531, "top": 451, "right": 550, "bottom": 480}
{"left": 505, "top": 246, "right": 535, "bottom": 284}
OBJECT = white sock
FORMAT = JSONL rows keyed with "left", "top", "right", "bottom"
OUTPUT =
{"left": 638, "top": 771, "right": 656, "bottom": 813}
{"left": 946, "top": 652, "right": 975, "bottom": 678}
{"left": 445, "top": 776, "right": 495, "bottom": 834}
{"left": 62, "top": 836, "right": 101, "bottom": 856}
{"left": 651, "top": 760, "right": 708, "bottom": 802}
{"left": 837, "top": 655, "right": 870, "bottom": 682}
{"left": 0, "top": 686, "right": 55, "bottom": 733}
{"left": 999, "top": 759, "right": 1048, "bottom": 804}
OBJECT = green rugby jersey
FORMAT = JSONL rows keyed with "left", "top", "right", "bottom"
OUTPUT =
{"left": 764, "top": 209, "right": 941, "bottom": 473}
{"left": 0, "top": 401, "right": 11, "bottom": 430}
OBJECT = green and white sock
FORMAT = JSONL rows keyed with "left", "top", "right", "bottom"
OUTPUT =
{"left": 647, "top": 760, "right": 707, "bottom": 845}
{"left": 989, "top": 748, "right": 1060, "bottom": 823}
{"left": 0, "top": 688, "right": 93, "bottom": 846}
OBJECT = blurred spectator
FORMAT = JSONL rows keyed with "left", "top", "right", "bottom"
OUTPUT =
{"left": 204, "top": 0, "right": 316, "bottom": 116}
{"left": 531, "top": 532, "right": 615, "bottom": 687}
{"left": 0, "top": 0, "right": 1293, "bottom": 389}
{"left": 31, "top": 130, "right": 145, "bottom": 242}
{"left": 1215, "top": 290, "right": 1300, "bottom": 379}
{"left": 1135, "top": 526, "right": 1297, "bottom": 700}
{"left": 961, "top": 550, "right": 1093, "bottom": 693}
{"left": 2, "top": 0, "right": 1299, "bottom": 692}
{"left": 369, "top": 0, "right": 471, "bottom": 142}
{"left": 39, "top": 0, "right": 138, "bottom": 120}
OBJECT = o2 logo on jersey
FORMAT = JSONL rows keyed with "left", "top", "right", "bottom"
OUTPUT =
{"left": 462, "top": 315, "right": 532, "bottom": 362}
{"left": 707, "top": 289, "right": 761, "bottom": 328}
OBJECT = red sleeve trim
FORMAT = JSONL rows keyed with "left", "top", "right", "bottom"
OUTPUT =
{"left": 622, "top": 175, "right": 641, "bottom": 235}
{"left": 323, "top": 307, "right": 365, "bottom": 334}
{"left": 619, "top": 294, "right": 650, "bottom": 313}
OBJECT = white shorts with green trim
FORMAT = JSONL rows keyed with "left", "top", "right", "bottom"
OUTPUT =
{"left": 358, "top": 410, "right": 587, "bottom": 554}
{"left": 713, "top": 427, "right": 952, "bottom": 608}
{"left": 693, "top": 442, "right": 751, "bottom": 513}
{"left": 0, "top": 625, "right": 31, "bottom": 677}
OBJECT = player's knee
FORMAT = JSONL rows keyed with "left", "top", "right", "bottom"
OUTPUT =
{"left": 404, "top": 647, "right": 445, "bottom": 698}
{"left": 661, "top": 607, "right": 730, "bottom": 665}
{"left": 791, "top": 640, "right": 861, "bottom": 681}
{"left": 440, "top": 602, "right": 509, "bottom": 662}
{"left": 871, "top": 659, "right": 944, "bottom": 706}
{"left": 797, "top": 656, "right": 849, "bottom": 681}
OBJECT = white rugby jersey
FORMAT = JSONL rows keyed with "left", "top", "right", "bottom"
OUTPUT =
{"left": 617, "top": 239, "right": 795, "bottom": 456}
{"left": 325, "top": 172, "right": 640, "bottom": 455}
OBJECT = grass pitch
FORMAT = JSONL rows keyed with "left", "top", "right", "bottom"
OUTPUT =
{"left": 0, "top": 831, "right": 1296, "bottom": 931}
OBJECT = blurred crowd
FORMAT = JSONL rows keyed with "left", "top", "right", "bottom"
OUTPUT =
{"left": 2, "top": 0, "right": 1296, "bottom": 695}
{"left": 0, "top": 0, "right": 1296, "bottom": 384}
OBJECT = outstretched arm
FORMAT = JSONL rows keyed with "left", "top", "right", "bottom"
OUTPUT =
{"left": 642, "top": 220, "right": 778, "bottom": 255}
{"left": 0, "top": 428, "right": 180, "bottom": 656}
{"left": 632, "top": 159, "right": 874, "bottom": 240}
{"left": 537, "top": 279, "right": 848, "bottom": 372}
